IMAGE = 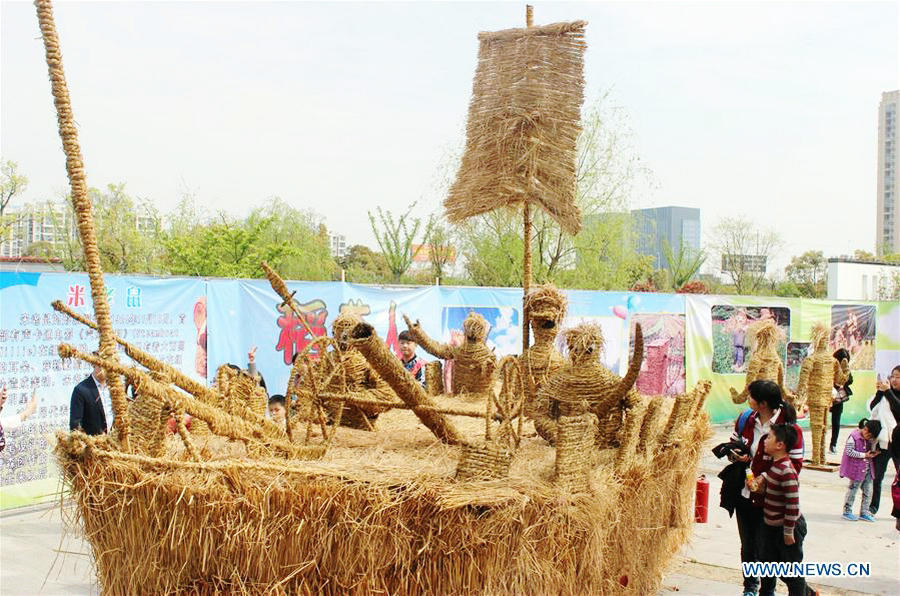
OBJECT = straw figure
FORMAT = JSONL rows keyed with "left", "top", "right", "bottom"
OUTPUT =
{"left": 403, "top": 312, "right": 498, "bottom": 396}
{"left": 520, "top": 284, "right": 567, "bottom": 415}
{"left": 796, "top": 323, "right": 850, "bottom": 465}
{"left": 532, "top": 322, "right": 643, "bottom": 447}
{"left": 729, "top": 319, "right": 787, "bottom": 405}
{"left": 314, "top": 312, "right": 396, "bottom": 431}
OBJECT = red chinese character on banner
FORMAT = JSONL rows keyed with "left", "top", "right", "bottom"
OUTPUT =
{"left": 275, "top": 299, "right": 328, "bottom": 365}
{"left": 67, "top": 284, "right": 86, "bottom": 307}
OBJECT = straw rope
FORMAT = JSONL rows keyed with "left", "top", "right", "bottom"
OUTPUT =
{"left": 35, "top": 0, "right": 130, "bottom": 448}
{"left": 615, "top": 393, "right": 650, "bottom": 471}
{"left": 638, "top": 395, "right": 666, "bottom": 455}
{"left": 350, "top": 321, "right": 464, "bottom": 445}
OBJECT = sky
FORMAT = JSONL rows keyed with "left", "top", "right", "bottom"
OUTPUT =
{"left": 2, "top": 0, "right": 898, "bottom": 275}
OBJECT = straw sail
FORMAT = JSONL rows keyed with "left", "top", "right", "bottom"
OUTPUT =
{"left": 444, "top": 20, "right": 587, "bottom": 235}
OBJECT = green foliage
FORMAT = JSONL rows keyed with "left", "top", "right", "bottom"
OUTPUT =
{"left": 784, "top": 250, "right": 826, "bottom": 298}
{"left": 460, "top": 210, "right": 525, "bottom": 287}
{"left": 425, "top": 223, "right": 455, "bottom": 280}
{"left": 0, "top": 159, "right": 29, "bottom": 237}
{"left": 712, "top": 325, "right": 734, "bottom": 374}
{"left": 341, "top": 244, "right": 392, "bottom": 283}
{"left": 368, "top": 203, "right": 433, "bottom": 282}
{"left": 661, "top": 239, "right": 706, "bottom": 290}
{"left": 56, "top": 184, "right": 165, "bottom": 273}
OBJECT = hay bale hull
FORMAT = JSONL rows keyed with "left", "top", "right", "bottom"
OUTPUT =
{"left": 56, "top": 411, "right": 709, "bottom": 595}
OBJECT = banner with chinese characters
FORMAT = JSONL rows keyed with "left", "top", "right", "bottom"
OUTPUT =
{"left": 0, "top": 272, "right": 204, "bottom": 509}
{"left": 2, "top": 270, "right": 899, "bottom": 510}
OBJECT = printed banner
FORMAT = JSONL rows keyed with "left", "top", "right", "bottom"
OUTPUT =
{"left": 0, "top": 272, "right": 204, "bottom": 509}
{"left": 1, "top": 270, "right": 898, "bottom": 510}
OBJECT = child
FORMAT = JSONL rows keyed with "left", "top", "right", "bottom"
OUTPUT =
{"left": 398, "top": 330, "right": 425, "bottom": 386}
{"left": 839, "top": 418, "right": 881, "bottom": 521}
{"left": 268, "top": 394, "right": 286, "bottom": 425}
{"left": 748, "top": 423, "right": 814, "bottom": 596}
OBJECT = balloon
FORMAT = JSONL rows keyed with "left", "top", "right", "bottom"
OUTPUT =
{"left": 612, "top": 305, "right": 627, "bottom": 319}
{"left": 626, "top": 295, "right": 640, "bottom": 310}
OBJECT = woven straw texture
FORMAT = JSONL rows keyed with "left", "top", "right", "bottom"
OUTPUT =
{"left": 729, "top": 319, "right": 786, "bottom": 404}
{"left": 444, "top": 21, "right": 586, "bottom": 235}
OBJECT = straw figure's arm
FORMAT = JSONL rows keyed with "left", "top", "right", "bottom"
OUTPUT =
{"left": 359, "top": 367, "right": 397, "bottom": 414}
{"left": 795, "top": 357, "right": 812, "bottom": 405}
{"left": 730, "top": 352, "right": 763, "bottom": 404}
{"left": 403, "top": 314, "right": 454, "bottom": 360}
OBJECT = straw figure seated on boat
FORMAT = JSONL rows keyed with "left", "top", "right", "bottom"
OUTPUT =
{"left": 520, "top": 284, "right": 567, "bottom": 417}
{"left": 532, "top": 322, "right": 643, "bottom": 447}
{"left": 403, "top": 312, "right": 497, "bottom": 397}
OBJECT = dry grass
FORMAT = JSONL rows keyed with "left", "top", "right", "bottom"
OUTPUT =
{"left": 56, "top": 397, "right": 710, "bottom": 595}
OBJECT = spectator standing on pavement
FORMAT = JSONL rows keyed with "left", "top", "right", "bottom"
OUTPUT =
{"left": 829, "top": 348, "right": 853, "bottom": 454}
{"left": 69, "top": 355, "right": 109, "bottom": 436}
{"left": 868, "top": 366, "right": 900, "bottom": 516}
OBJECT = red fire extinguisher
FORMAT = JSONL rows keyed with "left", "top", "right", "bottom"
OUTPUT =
{"left": 695, "top": 474, "right": 709, "bottom": 523}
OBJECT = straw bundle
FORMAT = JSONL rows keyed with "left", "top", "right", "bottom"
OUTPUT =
{"left": 444, "top": 21, "right": 586, "bottom": 235}
{"left": 729, "top": 319, "right": 787, "bottom": 404}
{"left": 615, "top": 393, "right": 650, "bottom": 471}
{"left": 128, "top": 377, "right": 168, "bottom": 458}
{"left": 638, "top": 395, "right": 668, "bottom": 455}
{"left": 425, "top": 360, "right": 444, "bottom": 395}
{"left": 555, "top": 413, "right": 595, "bottom": 493}
{"left": 56, "top": 402, "right": 710, "bottom": 595}
{"left": 404, "top": 313, "right": 497, "bottom": 396}
{"left": 456, "top": 442, "right": 512, "bottom": 481}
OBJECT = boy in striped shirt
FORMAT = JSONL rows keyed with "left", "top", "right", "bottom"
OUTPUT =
{"left": 749, "top": 423, "right": 816, "bottom": 596}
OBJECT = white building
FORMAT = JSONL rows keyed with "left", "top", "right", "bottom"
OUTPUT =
{"left": 329, "top": 232, "right": 348, "bottom": 260}
{"left": 827, "top": 257, "right": 899, "bottom": 301}
{"left": 0, "top": 203, "right": 75, "bottom": 258}
{"left": 877, "top": 90, "right": 899, "bottom": 254}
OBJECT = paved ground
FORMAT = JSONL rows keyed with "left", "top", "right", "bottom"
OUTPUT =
{"left": 1, "top": 426, "right": 897, "bottom": 595}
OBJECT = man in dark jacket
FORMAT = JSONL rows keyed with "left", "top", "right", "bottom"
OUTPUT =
{"left": 69, "top": 358, "right": 108, "bottom": 435}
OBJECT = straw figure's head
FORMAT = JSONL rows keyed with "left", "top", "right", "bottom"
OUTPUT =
{"left": 526, "top": 284, "right": 567, "bottom": 345}
{"left": 332, "top": 312, "right": 363, "bottom": 351}
{"left": 748, "top": 319, "right": 785, "bottom": 353}
{"left": 462, "top": 312, "right": 490, "bottom": 345}
{"left": 564, "top": 323, "right": 605, "bottom": 366}
{"left": 810, "top": 322, "right": 829, "bottom": 352}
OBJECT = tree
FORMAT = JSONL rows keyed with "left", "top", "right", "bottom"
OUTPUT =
{"left": 707, "top": 216, "right": 782, "bottom": 295}
{"left": 341, "top": 244, "right": 391, "bottom": 283}
{"left": 56, "top": 184, "right": 164, "bottom": 273}
{"left": 368, "top": 203, "right": 432, "bottom": 282}
{"left": 425, "top": 222, "right": 456, "bottom": 281}
{"left": 661, "top": 239, "right": 707, "bottom": 291}
{"left": 784, "top": 250, "right": 827, "bottom": 298}
{"left": 0, "top": 159, "right": 28, "bottom": 218}
{"left": 0, "top": 159, "right": 29, "bottom": 237}
{"left": 246, "top": 198, "right": 336, "bottom": 281}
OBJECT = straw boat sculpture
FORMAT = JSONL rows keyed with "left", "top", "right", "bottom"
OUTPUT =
{"left": 37, "top": 1, "right": 712, "bottom": 592}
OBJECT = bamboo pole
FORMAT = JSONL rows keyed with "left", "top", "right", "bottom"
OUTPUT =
{"left": 35, "top": 0, "right": 130, "bottom": 449}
